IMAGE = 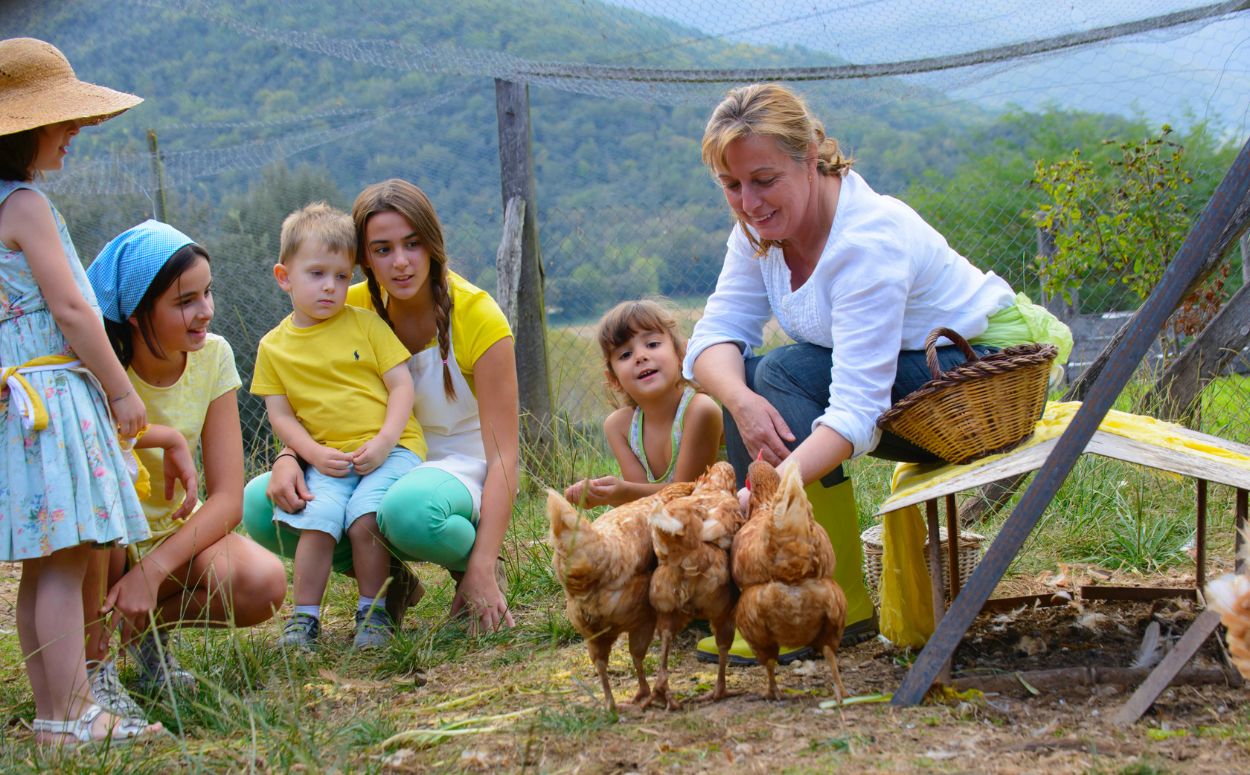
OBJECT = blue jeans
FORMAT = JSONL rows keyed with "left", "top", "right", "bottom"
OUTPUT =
{"left": 724, "top": 342, "right": 997, "bottom": 487}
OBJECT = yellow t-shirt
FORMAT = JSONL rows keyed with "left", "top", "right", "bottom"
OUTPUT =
{"left": 130, "top": 333, "right": 241, "bottom": 545}
{"left": 250, "top": 305, "right": 427, "bottom": 458}
{"left": 344, "top": 271, "right": 512, "bottom": 395}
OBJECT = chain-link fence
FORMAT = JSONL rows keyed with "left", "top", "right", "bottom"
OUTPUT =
{"left": 6, "top": 0, "right": 1248, "bottom": 461}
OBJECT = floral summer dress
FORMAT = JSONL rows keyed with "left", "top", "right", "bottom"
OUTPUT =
{"left": 0, "top": 181, "right": 149, "bottom": 561}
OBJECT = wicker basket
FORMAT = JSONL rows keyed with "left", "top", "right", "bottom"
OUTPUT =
{"left": 876, "top": 327, "right": 1057, "bottom": 465}
{"left": 861, "top": 523, "right": 984, "bottom": 601}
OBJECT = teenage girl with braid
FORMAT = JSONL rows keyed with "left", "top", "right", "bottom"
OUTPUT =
{"left": 244, "top": 179, "right": 519, "bottom": 634}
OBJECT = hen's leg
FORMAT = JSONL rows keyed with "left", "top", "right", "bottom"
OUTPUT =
{"left": 627, "top": 621, "right": 655, "bottom": 706}
{"left": 588, "top": 636, "right": 616, "bottom": 713}
{"left": 822, "top": 644, "right": 847, "bottom": 721}
{"left": 648, "top": 628, "right": 681, "bottom": 710}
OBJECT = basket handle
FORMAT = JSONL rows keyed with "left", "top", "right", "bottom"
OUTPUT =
{"left": 923, "top": 327, "right": 979, "bottom": 380}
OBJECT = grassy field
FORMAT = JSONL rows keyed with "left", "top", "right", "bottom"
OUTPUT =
{"left": 2, "top": 381, "right": 1250, "bottom": 772}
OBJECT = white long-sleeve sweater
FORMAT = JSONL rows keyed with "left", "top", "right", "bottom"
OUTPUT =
{"left": 683, "top": 170, "right": 1015, "bottom": 457}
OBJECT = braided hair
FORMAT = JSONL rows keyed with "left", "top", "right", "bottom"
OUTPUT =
{"left": 352, "top": 179, "right": 456, "bottom": 400}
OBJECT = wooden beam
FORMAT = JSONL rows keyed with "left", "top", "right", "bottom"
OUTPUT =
{"left": 1112, "top": 608, "right": 1224, "bottom": 725}
{"left": 494, "top": 196, "right": 525, "bottom": 331}
{"left": 1146, "top": 280, "right": 1250, "bottom": 419}
{"left": 1066, "top": 188, "right": 1250, "bottom": 402}
{"left": 495, "top": 79, "right": 554, "bottom": 450}
{"left": 892, "top": 136, "right": 1250, "bottom": 707}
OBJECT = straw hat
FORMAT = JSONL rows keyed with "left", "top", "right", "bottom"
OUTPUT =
{"left": 0, "top": 38, "right": 142, "bottom": 137}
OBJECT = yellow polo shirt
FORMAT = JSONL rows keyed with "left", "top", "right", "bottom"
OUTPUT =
{"left": 251, "top": 305, "right": 426, "bottom": 458}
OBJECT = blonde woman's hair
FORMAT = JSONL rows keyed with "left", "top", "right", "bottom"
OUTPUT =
{"left": 352, "top": 179, "right": 456, "bottom": 400}
{"left": 596, "top": 299, "right": 690, "bottom": 408}
{"left": 278, "top": 201, "right": 355, "bottom": 265}
{"left": 702, "top": 83, "right": 853, "bottom": 253}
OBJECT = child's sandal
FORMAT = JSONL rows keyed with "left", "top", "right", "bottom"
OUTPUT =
{"left": 31, "top": 702, "right": 160, "bottom": 746}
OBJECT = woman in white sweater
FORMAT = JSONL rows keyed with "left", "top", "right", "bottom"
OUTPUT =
{"left": 685, "top": 83, "right": 1066, "bottom": 658}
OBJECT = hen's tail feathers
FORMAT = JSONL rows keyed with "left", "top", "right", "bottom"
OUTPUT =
{"left": 695, "top": 461, "right": 738, "bottom": 495}
{"left": 771, "top": 464, "right": 812, "bottom": 535}
{"left": 547, "top": 489, "right": 587, "bottom": 547}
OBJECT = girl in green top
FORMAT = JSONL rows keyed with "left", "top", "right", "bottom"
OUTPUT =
{"left": 564, "top": 299, "right": 722, "bottom": 508}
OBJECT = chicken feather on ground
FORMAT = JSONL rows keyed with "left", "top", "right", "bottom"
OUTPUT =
{"left": 645, "top": 461, "right": 741, "bottom": 710}
{"left": 732, "top": 460, "right": 848, "bottom": 702}
{"left": 547, "top": 482, "right": 692, "bottom": 712}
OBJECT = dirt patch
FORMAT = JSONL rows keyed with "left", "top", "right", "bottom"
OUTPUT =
{"left": 4, "top": 559, "right": 1250, "bottom": 772}
{"left": 378, "top": 595, "right": 1250, "bottom": 774}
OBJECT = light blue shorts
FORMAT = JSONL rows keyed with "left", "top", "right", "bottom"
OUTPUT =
{"left": 273, "top": 447, "right": 421, "bottom": 540}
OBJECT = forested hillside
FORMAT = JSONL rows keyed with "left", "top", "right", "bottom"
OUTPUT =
{"left": 4, "top": 0, "right": 1240, "bottom": 321}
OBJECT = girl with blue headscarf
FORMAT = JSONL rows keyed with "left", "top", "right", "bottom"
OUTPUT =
{"left": 82, "top": 220, "right": 285, "bottom": 714}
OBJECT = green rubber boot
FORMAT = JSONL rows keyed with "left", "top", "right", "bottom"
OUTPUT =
{"left": 807, "top": 477, "right": 877, "bottom": 630}
{"left": 696, "top": 477, "right": 878, "bottom": 665}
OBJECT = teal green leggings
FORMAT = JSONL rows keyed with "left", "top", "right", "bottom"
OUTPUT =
{"left": 242, "top": 465, "right": 478, "bottom": 573}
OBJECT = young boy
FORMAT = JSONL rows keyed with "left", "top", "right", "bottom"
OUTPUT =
{"left": 252, "top": 202, "right": 426, "bottom": 649}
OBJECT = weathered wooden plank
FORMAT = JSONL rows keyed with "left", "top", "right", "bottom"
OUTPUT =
{"left": 894, "top": 137, "right": 1250, "bottom": 707}
{"left": 494, "top": 196, "right": 525, "bottom": 331}
{"left": 1066, "top": 188, "right": 1250, "bottom": 402}
{"left": 878, "top": 427, "right": 1250, "bottom": 514}
{"left": 956, "top": 664, "right": 1231, "bottom": 694}
{"left": 1112, "top": 608, "right": 1224, "bottom": 725}
{"left": 1147, "top": 281, "right": 1250, "bottom": 419}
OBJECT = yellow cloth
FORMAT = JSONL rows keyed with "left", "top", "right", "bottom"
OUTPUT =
{"left": 877, "top": 503, "right": 936, "bottom": 649}
{"left": 131, "top": 334, "right": 241, "bottom": 552}
{"left": 876, "top": 401, "right": 1250, "bottom": 646}
{"left": 345, "top": 271, "right": 513, "bottom": 396}
{"left": 1, "top": 354, "right": 78, "bottom": 431}
{"left": 118, "top": 426, "right": 152, "bottom": 501}
{"left": 251, "top": 305, "right": 427, "bottom": 458}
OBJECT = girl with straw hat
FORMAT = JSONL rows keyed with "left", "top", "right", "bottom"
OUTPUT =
{"left": 0, "top": 37, "right": 164, "bottom": 744}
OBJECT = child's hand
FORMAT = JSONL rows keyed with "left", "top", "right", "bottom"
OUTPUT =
{"left": 159, "top": 434, "right": 198, "bottom": 521}
{"left": 102, "top": 556, "right": 168, "bottom": 640}
{"left": 310, "top": 445, "right": 354, "bottom": 478}
{"left": 112, "top": 390, "right": 146, "bottom": 439}
{"left": 351, "top": 436, "right": 396, "bottom": 476}
{"left": 565, "top": 476, "right": 622, "bottom": 508}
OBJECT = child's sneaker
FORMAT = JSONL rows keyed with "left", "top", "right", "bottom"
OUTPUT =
{"left": 87, "top": 658, "right": 145, "bottom": 718}
{"left": 132, "top": 630, "right": 197, "bottom": 694}
{"left": 279, "top": 612, "right": 321, "bottom": 650}
{"left": 353, "top": 606, "right": 395, "bottom": 649}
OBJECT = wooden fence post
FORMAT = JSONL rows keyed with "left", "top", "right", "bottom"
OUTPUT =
{"left": 147, "top": 129, "right": 168, "bottom": 222}
{"left": 495, "top": 79, "right": 555, "bottom": 454}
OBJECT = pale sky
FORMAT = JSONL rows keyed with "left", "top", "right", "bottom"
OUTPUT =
{"left": 604, "top": 0, "right": 1250, "bottom": 137}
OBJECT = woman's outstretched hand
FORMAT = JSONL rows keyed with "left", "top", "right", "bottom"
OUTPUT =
{"left": 728, "top": 391, "right": 795, "bottom": 466}
{"left": 451, "top": 561, "right": 515, "bottom": 635}
{"left": 267, "top": 453, "right": 313, "bottom": 513}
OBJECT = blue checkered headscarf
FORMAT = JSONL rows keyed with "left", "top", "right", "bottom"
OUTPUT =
{"left": 87, "top": 220, "right": 196, "bottom": 323}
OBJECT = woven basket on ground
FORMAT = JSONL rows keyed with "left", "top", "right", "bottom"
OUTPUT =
{"left": 861, "top": 523, "right": 984, "bottom": 601}
{"left": 876, "top": 327, "right": 1057, "bottom": 465}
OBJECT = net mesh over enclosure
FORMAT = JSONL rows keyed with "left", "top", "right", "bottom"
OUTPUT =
{"left": 5, "top": 0, "right": 1248, "bottom": 459}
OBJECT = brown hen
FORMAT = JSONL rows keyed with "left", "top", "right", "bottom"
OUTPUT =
{"left": 645, "top": 461, "right": 741, "bottom": 709}
{"left": 731, "top": 460, "right": 848, "bottom": 702}
{"left": 548, "top": 483, "right": 691, "bottom": 712}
